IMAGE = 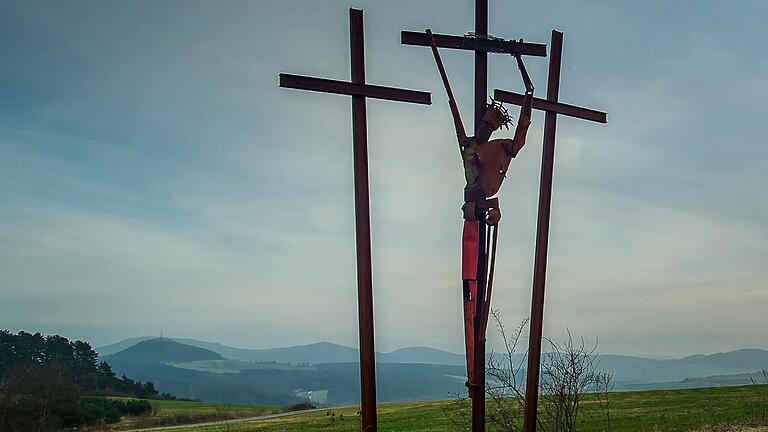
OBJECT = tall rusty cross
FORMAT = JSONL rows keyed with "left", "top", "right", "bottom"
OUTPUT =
{"left": 278, "top": 8, "right": 431, "bottom": 432}
{"left": 401, "top": 1, "right": 546, "bottom": 430}
{"left": 494, "top": 30, "right": 606, "bottom": 432}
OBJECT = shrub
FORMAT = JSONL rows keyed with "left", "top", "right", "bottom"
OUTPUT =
{"left": 78, "top": 403, "right": 105, "bottom": 425}
{"left": 125, "top": 399, "right": 152, "bottom": 416}
{"left": 284, "top": 402, "right": 317, "bottom": 412}
{"left": 104, "top": 409, "right": 122, "bottom": 424}
{"left": 77, "top": 397, "right": 152, "bottom": 425}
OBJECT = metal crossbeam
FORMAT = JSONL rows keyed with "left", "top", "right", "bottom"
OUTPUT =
{"left": 493, "top": 89, "right": 606, "bottom": 123}
{"left": 401, "top": 30, "right": 547, "bottom": 57}
{"left": 279, "top": 74, "right": 431, "bottom": 104}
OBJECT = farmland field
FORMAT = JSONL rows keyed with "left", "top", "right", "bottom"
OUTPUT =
{"left": 145, "top": 399, "right": 276, "bottom": 417}
{"left": 145, "top": 385, "right": 768, "bottom": 432}
{"left": 98, "top": 398, "right": 277, "bottom": 431}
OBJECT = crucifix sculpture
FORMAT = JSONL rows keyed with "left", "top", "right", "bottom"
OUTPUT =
{"left": 279, "top": 8, "right": 431, "bottom": 432}
{"left": 423, "top": 25, "right": 537, "bottom": 427}
{"left": 405, "top": 3, "right": 606, "bottom": 432}
{"left": 402, "top": 2, "right": 546, "bottom": 430}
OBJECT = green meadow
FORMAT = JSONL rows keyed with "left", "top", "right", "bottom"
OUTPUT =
{"left": 137, "top": 385, "right": 768, "bottom": 432}
{"left": 104, "top": 398, "right": 277, "bottom": 430}
{"left": 145, "top": 399, "right": 275, "bottom": 417}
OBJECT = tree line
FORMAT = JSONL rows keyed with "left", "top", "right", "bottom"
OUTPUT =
{"left": 0, "top": 330, "right": 173, "bottom": 431}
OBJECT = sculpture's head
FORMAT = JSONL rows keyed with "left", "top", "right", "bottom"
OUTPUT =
{"left": 476, "top": 99, "right": 511, "bottom": 143}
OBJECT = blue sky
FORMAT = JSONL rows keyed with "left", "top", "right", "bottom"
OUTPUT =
{"left": 1, "top": 0, "right": 766, "bottom": 357}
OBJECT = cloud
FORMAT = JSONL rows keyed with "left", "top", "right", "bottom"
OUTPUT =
{"left": 0, "top": 0, "right": 766, "bottom": 357}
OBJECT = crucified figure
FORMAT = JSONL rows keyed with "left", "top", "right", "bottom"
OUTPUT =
{"left": 427, "top": 29, "right": 534, "bottom": 208}
{"left": 426, "top": 29, "right": 535, "bottom": 387}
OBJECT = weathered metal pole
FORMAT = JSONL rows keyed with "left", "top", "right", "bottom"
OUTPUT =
{"left": 350, "top": 9, "right": 377, "bottom": 432}
{"left": 523, "top": 29, "right": 563, "bottom": 432}
{"left": 472, "top": 1, "right": 488, "bottom": 431}
{"left": 474, "top": 0, "right": 488, "bottom": 131}
{"left": 280, "top": 10, "right": 433, "bottom": 432}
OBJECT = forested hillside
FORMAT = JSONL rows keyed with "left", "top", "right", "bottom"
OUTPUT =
{"left": 0, "top": 330, "right": 171, "bottom": 431}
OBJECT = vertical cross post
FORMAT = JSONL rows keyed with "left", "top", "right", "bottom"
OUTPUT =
{"left": 472, "top": 2, "right": 489, "bottom": 431}
{"left": 348, "top": 9, "right": 377, "bottom": 432}
{"left": 492, "top": 30, "right": 605, "bottom": 429}
{"left": 279, "top": 8, "right": 431, "bottom": 432}
{"left": 523, "top": 29, "right": 562, "bottom": 432}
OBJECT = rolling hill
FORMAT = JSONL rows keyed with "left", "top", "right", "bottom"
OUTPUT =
{"left": 103, "top": 338, "right": 467, "bottom": 405}
{"left": 597, "top": 349, "right": 768, "bottom": 384}
{"left": 99, "top": 337, "right": 768, "bottom": 405}
{"left": 106, "top": 338, "right": 223, "bottom": 364}
{"left": 98, "top": 338, "right": 465, "bottom": 365}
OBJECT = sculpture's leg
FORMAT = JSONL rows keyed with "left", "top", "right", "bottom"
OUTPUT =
{"left": 462, "top": 219, "right": 480, "bottom": 385}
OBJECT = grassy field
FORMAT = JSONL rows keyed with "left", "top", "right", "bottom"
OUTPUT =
{"left": 145, "top": 399, "right": 276, "bottom": 417}
{"left": 149, "top": 385, "right": 768, "bottom": 432}
{"left": 98, "top": 398, "right": 278, "bottom": 431}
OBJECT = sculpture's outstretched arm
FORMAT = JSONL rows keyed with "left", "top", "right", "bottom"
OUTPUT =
{"left": 507, "top": 54, "right": 535, "bottom": 156}
{"left": 516, "top": 52, "right": 535, "bottom": 94}
{"left": 516, "top": 53, "right": 534, "bottom": 119}
{"left": 426, "top": 29, "right": 467, "bottom": 146}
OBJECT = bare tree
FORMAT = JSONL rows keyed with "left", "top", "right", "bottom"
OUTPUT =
{"left": 441, "top": 311, "right": 529, "bottom": 432}
{"left": 485, "top": 311, "right": 529, "bottom": 431}
{"left": 444, "top": 311, "right": 613, "bottom": 432}
{"left": 538, "top": 330, "right": 604, "bottom": 432}
{"left": 594, "top": 371, "right": 615, "bottom": 432}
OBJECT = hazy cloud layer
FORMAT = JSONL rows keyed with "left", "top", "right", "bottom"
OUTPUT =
{"left": 1, "top": 0, "right": 766, "bottom": 357}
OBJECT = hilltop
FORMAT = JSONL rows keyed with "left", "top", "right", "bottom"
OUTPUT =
{"left": 106, "top": 338, "right": 223, "bottom": 364}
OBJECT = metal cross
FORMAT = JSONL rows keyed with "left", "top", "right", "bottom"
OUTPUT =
{"left": 279, "top": 8, "right": 431, "bottom": 432}
{"left": 494, "top": 30, "right": 607, "bottom": 432}
{"left": 402, "top": 2, "right": 546, "bottom": 430}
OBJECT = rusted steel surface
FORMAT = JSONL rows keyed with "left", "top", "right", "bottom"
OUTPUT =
{"left": 474, "top": 0, "right": 488, "bottom": 133}
{"left": 349, "top": 10, "right": 378, "bottom": 432}
{"left": 279, "top": 8, "right": 434, "bottom": 432}
{"left": 493, "top": 88, "right": 607, "bottom": 123}
{"left": 471, "top": 2, "right": 488, "bottom": 430}
{"left": 426, "top": 29, "right": 467, "bottom": 143}
{"left": 279, "top": 73, "right": 431, "bottom": 105}
{"left": 523, "top": 29, "right": 563, "bottom": 432}
{"left": 472, "top": 222, "right": 488, "bottom": 432}
{"left": 402, "top": 30, "right": 547, "bottom": 57}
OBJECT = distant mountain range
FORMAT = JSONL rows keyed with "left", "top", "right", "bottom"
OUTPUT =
{"left": 99, "top": 337, "right": 768, "bottom": 406}
{"left": 599, "top": 350, "right": 768, "bottom": 384}
{"left": 102, "top": 338, "right": 467, "bottom": 405}
{"left": 97, "top": 337, "right": 466, "bottom": 366}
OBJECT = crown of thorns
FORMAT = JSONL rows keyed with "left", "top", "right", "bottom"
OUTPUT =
{"left": 487, "top": 98, "right": 512, "bottom": 129}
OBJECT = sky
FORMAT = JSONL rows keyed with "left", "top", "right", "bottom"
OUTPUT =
{"left": 1, "top": 0, "right": 766, "bottom": 358}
